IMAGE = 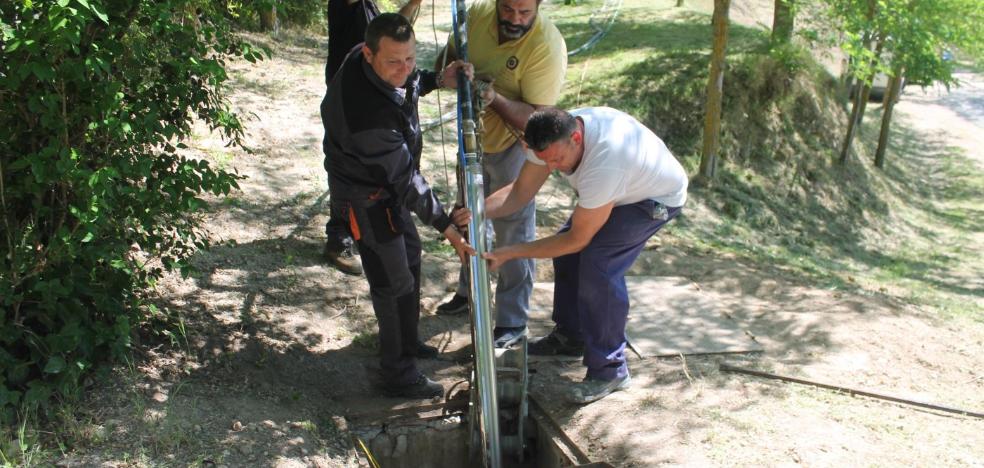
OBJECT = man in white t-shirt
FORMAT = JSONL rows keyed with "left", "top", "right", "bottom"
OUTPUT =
{"left": 484, "top": 106, "right": 688, "bottom": 404}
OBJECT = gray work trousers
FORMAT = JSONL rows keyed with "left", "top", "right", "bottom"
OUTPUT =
{"left": 456, "top": 140, "right": 536, "bottom": 328}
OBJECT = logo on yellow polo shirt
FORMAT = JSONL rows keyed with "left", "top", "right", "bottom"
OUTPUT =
{"left": 506, "top": 56, "right": 519, "bottom": 70}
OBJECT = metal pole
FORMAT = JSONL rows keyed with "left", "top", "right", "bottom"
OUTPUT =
{"left": 720, "top": 364, "right": 984, "bottom": 419}
{"left": 450, "top": 1, "right": 502, "bottom": 466}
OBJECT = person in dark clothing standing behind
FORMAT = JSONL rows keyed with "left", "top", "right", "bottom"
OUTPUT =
{"left": 322, "top": 13, "right": 475, "bottom": 398}
{"left": 322, "top": 0, "right": 423, "bottom": 275}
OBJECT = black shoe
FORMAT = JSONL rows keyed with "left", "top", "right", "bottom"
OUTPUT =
{"left": 435, "top": 294, "right": 469, "bottom": 316}
{"left": 323, "top": 243, "right": 362, "bottom": 276}
{"left": 493, "top": 326, "right": 528, "bottom": 349}
{"left": 528, "top": 328, "right": 584, "bottom": 358}
{"left": 383, "top": 374, "right": 444, "bottom": 399}
{"left": 413, "top": 341, "right": 439, "bottom": 359}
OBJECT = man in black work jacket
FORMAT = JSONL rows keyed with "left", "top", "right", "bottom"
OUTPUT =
{"left": 321, "top": 13, "right": 475, "bottom": 399}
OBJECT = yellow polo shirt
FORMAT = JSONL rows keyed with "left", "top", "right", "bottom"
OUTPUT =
{"left": 452, "top": 0, "right": 567, "bottom": 153}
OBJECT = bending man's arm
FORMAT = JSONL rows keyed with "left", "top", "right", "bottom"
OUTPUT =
{"left": 485, "top": 160, "right": 551, "bottom": 219}
{"left": 484, "top": 202, "right": 615, "bottom": 270}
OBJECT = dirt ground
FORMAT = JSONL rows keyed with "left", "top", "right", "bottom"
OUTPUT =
{"left": 55, "top": 6, "right": 984, "bottom": 468}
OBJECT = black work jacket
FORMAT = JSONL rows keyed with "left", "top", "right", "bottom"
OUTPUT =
{"left": 321, "top": 47, "right": 451, "bottom": 233}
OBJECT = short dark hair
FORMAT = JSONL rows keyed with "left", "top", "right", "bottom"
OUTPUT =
{"left": 524, "top": 107, "right": 577, "bottom": 152}
{"left": 365, "top": 13, "right": 414, "bottom": 53}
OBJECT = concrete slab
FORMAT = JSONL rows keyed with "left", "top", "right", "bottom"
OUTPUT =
{"left": 528, "top": 276, "right": 762, "bottom": 358}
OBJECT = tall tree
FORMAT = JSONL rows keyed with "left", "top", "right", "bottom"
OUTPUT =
{"left": 870, "top": 0, "right": 984, "bottom": 167}
{"left": 771, "top": 0, "right": 795, "bottom": 44}
{"left": 840, "top": 35, "right": 884, "bottom": 165}
{"left": 835, "top": 0, "right": 878, "bottom": 164}
{"left": 830, "top": 0, "right": 984, "bottom": 166}
{"left": 698, "top": 0, "right": 731, "bottom": 182}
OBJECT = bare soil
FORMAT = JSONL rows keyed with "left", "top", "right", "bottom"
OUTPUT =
{"left": 55, "top": 9, "right": 983, "bottom": 468}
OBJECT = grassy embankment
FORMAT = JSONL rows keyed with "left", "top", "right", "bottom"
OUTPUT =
{"left": 520, "top": 0, "right": 981, "bottom": 321}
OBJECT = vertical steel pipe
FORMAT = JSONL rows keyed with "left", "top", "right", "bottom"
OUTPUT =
{"left": 450, "top": 0, "right": 501, "bottom": 467}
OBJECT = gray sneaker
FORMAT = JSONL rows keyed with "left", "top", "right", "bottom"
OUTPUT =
{"left": 567, "top": 373, "right": 631, "bottom": 404}
{"left": 493, "top": 326, "right": 527, "bottom": 349}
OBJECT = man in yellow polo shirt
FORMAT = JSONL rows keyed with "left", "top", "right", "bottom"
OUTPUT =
{"left": 435, "top": 0, "right": 567, "bottom": 349}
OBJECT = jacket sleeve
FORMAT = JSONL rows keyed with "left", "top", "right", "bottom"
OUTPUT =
{"left": 349, "top": 128, "right": 452, "bottom": 233}
{"left": 418, "top": 69, "right": 439, "bottom": 97}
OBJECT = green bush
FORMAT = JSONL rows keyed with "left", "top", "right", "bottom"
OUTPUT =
{"left": 0, "top": 0, "right": 260, "bottom": 422}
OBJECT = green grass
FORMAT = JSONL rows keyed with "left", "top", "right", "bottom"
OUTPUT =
{"left": 351, "top": 330, "right": 379, "bottom": 351}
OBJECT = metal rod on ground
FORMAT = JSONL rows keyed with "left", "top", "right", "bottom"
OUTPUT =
{"left": 451, "top": 0, "right": 502, "bottom": 466}
{"left": 624, "top": 333, "right": 644, "bottom": 360}
{"left": 720, "top": 364, "right": 984, "bottom": 419}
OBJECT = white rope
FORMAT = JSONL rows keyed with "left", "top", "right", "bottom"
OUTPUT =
{"left": 430, "top": 0, "right": 454, "bottom": 207}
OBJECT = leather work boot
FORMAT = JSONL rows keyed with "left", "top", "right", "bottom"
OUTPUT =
{"left": 528, "top": 327, "right": 584, "bottom": 359}
{"left": 435, "top": 293, "right": 469, "bottom": 316}
{"left": 383, "top": 374, "right": 444, "bottom": 399}
{"left": 323, "top": 243, "right": 362, "bottom": 276}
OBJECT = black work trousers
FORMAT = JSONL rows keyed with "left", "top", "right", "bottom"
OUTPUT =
{"left": 351, "top": 203, "right": 423, "bottom": 386}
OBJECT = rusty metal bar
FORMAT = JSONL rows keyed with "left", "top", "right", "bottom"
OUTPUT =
{"left": 720, "top": 363, "right": 984, "bottom": 419}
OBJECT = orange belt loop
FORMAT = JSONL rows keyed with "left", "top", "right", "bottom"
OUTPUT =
{"left": 348, "top": 204, "right": 361, "bottom": 241}
{"left": 386, "top": 208, "right": 397, "bottom": 232}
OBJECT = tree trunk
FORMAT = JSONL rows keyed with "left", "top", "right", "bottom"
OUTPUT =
{"left": 771, "top": 0, "right": 794, "bottom": 44}
{"left": 838, "top": 0, "right": 877, "bottom": 164}
{"left": 855, "top": 38, "right": 884, "bottom": 131}
{"left": 676, "top": 0, "right": 685, "bottom": 7}
{"left": 697, "top": 0, "right": 731, "bottom": 183}
{"left": 259, "top": 4, "right": 277, "bottom": 31}
{"left": 874, "top": 68, "right": 903, "bottom": 169}
{"left": 839, "top": 83, "right": 864, "bottom": 164}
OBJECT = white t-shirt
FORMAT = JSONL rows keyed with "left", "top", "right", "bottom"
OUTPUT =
{"left": 527, "top": 107, "right": 688, "bottom": 209}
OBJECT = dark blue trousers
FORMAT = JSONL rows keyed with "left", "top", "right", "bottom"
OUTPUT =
{"left": 552, "top": 200, "right": 681, "bottom": 381}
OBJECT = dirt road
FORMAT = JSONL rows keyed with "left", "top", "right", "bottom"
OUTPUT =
{"left": 896, "top": 69, "right": 984, "bottom": 170}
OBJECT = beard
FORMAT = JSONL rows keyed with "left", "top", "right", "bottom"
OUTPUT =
{"left": 498, "top": 15, "right": 535, "bottom": 40}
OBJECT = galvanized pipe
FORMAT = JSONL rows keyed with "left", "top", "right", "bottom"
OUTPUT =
{"left": 451, "top": 0, "right": 502, "bottom": 466}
